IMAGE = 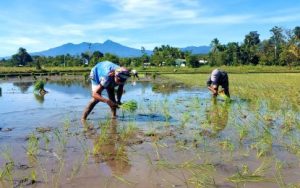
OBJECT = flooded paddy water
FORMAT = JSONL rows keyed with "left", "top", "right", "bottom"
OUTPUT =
{"left": 0, "top": 74, "right": 300, "bottom": 188}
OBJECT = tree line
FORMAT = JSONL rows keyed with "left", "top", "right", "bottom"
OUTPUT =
{"left": 0, "top": 26, "right": 299, "bottom": 68}
{"left": 209, "top": 26, "right": 300, "bottom": 66}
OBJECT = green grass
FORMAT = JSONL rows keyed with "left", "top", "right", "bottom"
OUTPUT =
{"left": 1, "top": 65, "right": 300, "bottom": 76}
{"left": 136, "top": 65, "right": 300, "bottom": 73}
{"left": 162, "top": 73, "right": 300, "bottom": 110}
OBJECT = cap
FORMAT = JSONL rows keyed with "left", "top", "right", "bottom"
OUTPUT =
{"left": 115, "top": 67, "right": 130, "bottom": 83}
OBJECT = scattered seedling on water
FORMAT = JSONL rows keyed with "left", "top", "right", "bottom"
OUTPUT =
{"left": 227, "top": 159, "right": 273, "bottom": 185}
{"left": 162, "top": 99, "right": 171, "bottom": 121}
{"left": 34, "top": 80, "right": 47, "bottom": 94}
{"left": 26, "top": 133, "right": 39, "bottom": 157}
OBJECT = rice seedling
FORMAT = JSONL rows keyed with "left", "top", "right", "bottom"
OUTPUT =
{"left": 26, "top": 133, "right": 39, "bottom": 156}
{"left": 53, "top": 128, "right": 68, "bottom": 155}
{"left": 251, "top": 128, "right": 273, "bottom": 158}
{"left": 120, "top": 100, "right": 138, "bottom": 112}
{"left": 63, "top": 117, "right": 71, "bottom": 132}
{"left": 155, "top": 159, "right": 216, "bottom": 187}
{"left": 69, "top": 159, "right": 83, "bottom": 180}
{"left": 113, "top": 174, "right": 135, "bottom": 186}
{"left": 180, "top": 112, "right": 190, "bottom": 128}
{"left": 34, "top": 80, "right": 47, "bottom": 94}
{"left": 119, "top": 122, "right": 138, "bottom": 141}
{"left": 162, "top": 99, "right": 171, "bottom": 121}
{"left": 41, "top": 132, "right": 50, "bottom": 151}
{"left": 235, "top": 124, "right": 249, "bottom": 142}
{"left": 227, "top": 159, "right": 273, "bottom": 184}
{"left": 219, "top": 139, "right": 235, "bottom": 152}
{"left": 274, "top": 160, "right": 288, "bottom": 188}
{"left": 120, "top": 100, "right": 138, "bottom": 118}
{"left": 0, "top": 147, "right": 15, "bottom": 188}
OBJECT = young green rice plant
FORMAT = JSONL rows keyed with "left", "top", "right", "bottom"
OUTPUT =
{"left": 41, "top": 132, "right": 50, "bottom": 151}
{"left": 30, "top": 169, "right": 37, "bottom": 184}
{"left": 119, "top": 122, "right": 138, "bottom": 141}
{"left": 120, "top": 100, "right": 138, "bottom": 118}
{"left": 227, "top": 159, "right": 272, "bottom": 185}
{"left": 76, "top": 135, "right": 90, "bottom": 165}
{"left": 191, "top": 96, "right": 201, "bottom": 110}
{"left": 93, "top": 121, "right": 110, "bottom": 156}
{"left": 219, "top": 139, "right": 235, "bottom": 152}
{"left": 0, "top": 147, "right": 14, "bottom": 184}
{"left": 162, "top": 99, "right": 171, "bottom": 121}
{"left": 180, "top": 111, "right": 190, "bottom": 128}
{"left": 69, "top": 159, "right": 83, "bottom": 181}
{"left": 281, "top": 110, "right": 297, "bottom": 134}
{"left": 274, "top": 160, "right": 288, "bottom": 188}
{"left": 34, "top": 80, "right": 47, "bottom": 94}
{"left": 35, "top": 158, "right": 49, "bottom": 184}
{"left": 251, "top": 128, "right": 273, "bottom": 158}
{"left": 188, "top": 171, "right": 216, "bottom": 188}
{"left": 52, "top": 159, "right": 65, "bottom": 188}
{"left": 155, "top": 159, "right": 216, "bottom": 187}
{"left": 63, "top": 118, "right": 71, "bottom": 132}
{"left": 120, "top": 100, "right": 138, "bottom": 112}
{"left": 53, "top": 128, "right": 68, "bottom": 155}
{"left": 113, "top": 174, "right": 135, "bottom": 186}
{"left": 235, "top": 124, "right": 249, "bottom": 142}
{"left": 26, "top": 133, "right": 39, "bottom": 157}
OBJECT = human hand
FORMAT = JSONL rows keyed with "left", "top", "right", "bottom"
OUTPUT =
{"left": 107, "top": 100, "right": 118, "bottom": 109}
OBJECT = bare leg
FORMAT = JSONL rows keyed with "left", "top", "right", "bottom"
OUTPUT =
{"left": 82, "top": 98, "right": 99, "bottom": 120}
{"left": 107, "top": 88, "right": 117, "bottom": 118}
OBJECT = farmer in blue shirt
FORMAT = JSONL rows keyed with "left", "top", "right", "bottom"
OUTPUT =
{"left": 82, "top": 61, "right": 130, "bottom": 119}
{"left": 207, "top": 69, "right": 230, "bottom": 98}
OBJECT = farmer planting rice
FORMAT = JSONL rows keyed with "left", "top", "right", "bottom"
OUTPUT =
{"left": 207, "top": 69, "right": 230, "bottom": 98}
{"left": 82, "top": 61, "right": 130, "bottom": 120}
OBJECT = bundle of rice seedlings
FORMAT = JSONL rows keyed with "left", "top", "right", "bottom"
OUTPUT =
{"left": 120, "top": 100, "right": 138, "bottom": 112}
{"left": 34, "top": 80, "right": 47, "bottom": 94}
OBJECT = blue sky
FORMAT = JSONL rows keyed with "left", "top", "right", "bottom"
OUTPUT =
{"left": 1, "top": 0, "right": 300, "bottom": 57}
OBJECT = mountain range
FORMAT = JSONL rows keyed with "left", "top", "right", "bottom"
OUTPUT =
{"left": 9, "top": 40, "right": 211, "bottom": 58}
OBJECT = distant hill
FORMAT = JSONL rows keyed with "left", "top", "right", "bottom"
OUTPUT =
{"left": 181, "top": 46, "right": 210, "bottom": 54}
{"left": 31, "top": 40, "right": 153, "bottom": 57}
{"left": 2, "top": 40, "right": 210, "bottom": 58}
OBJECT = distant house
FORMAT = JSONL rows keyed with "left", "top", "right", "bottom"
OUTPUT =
{"left": 199, "top": 59, "right": 208, "bottom": 64}
{"left": 175, "top": 59, "right": 186, "bottom": 67}
{"left": 143, "top": 62, "right": 151, "bottom": 67}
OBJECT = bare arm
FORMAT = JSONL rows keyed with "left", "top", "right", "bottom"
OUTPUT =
{"left": 208, "top": 85, "right": 218, "bottom": 96}
{"left": 92, "top": 85, "right": 117, "bottom": 108}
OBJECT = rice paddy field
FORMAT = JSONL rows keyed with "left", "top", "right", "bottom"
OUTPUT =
{"left": 0, "top": 73, "right": 299, "bottom": 188}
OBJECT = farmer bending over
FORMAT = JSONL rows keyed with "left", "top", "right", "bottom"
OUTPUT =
{"left": 207, "top": 69, "right": 230, "bottom": 98}
{"left": 131, "top": 69, "right": 139, "bottom": 79}
{"left": 82, "top": 61, "right": 130, "bottom": 120}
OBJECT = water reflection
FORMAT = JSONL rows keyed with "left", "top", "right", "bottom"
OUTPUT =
{"left": 91, "top": 119, "right": 131, "bottom": 175}
{"left": 34, "top": 93, "right": 45, "bottom": 104}
{"left": 13, "top": 82, "right": 33, "bottom": 93}
{"left": 206, "top": 98, "right": 230, "bottom": 134}
{"left": 152, "top": 82, "right": 184, "bottom": 94}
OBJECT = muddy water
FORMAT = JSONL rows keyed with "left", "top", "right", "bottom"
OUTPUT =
{"left": 0, "top": 77, "right": 299, "bottom": 188}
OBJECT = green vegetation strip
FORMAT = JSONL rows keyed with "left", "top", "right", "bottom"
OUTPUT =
{"left": 1, "top": 65, "right": 300, "bottom": 77}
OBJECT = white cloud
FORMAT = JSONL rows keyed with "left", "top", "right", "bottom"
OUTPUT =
{"left": 3, "top": 37, "right": 41, "bottom": 46}
{"left": 43, "top": 24, "right": 86, "bottom": 36}
{"left": 256, "top": 14, "right": 300, "bottom": 24}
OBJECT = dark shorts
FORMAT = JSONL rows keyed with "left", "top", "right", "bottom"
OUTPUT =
{"left": 220, "top": 73, "right": 229, "bottom": 96}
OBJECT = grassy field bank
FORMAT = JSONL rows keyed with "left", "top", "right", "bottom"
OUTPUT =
{"left": 162, "top": 73, "right": 300, "bottom": 110}
{"left": 1, "top": 65, "right": 300, "bottom": 77}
